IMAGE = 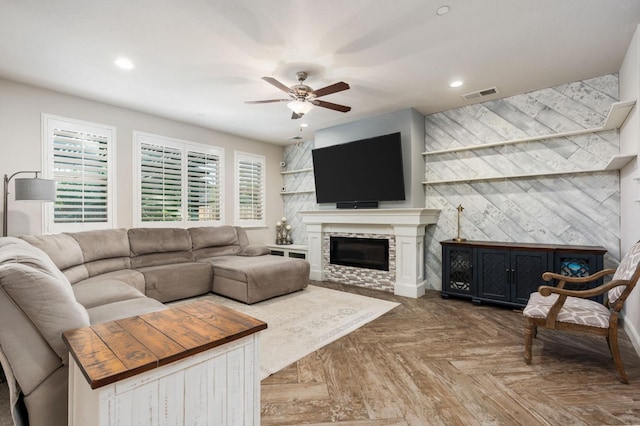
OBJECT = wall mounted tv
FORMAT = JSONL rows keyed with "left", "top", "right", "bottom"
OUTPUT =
{"left": 312, "top": 132, "right": 405, "bottom": 208}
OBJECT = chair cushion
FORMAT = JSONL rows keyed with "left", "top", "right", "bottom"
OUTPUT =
{"left": 609, "top": 240, "right": 640, "bottom": 305}
{"left": 523, "top": 292, "right": 611, "bottom": 328}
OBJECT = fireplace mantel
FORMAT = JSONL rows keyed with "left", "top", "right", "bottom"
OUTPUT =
{"left": 300, "top": 208, "right": 440, "bottom": 298}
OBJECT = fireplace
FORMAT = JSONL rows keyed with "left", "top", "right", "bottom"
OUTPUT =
{"left": 330, "top": 236, "right": 389, "bottom": 271}
{"left": 300, "top": 208, "right": 440, "bottom": 298}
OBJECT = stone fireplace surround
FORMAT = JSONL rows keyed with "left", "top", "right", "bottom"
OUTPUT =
{"left": 300, "top": 208, "right": 440, "bottom": 298}
{"left": 324, "top": 232, "right": 396, "bottom": 292}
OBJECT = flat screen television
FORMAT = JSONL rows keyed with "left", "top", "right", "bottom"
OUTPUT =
{"left": 311, "top": 132, "right": 405, "bottom": 207}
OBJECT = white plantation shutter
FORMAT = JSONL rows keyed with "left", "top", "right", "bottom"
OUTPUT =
{"left": 235, "top": 152, "right": 265, "bottom": 227}
{"left": 140, "top": 143, "right": 182, "bottom": 222}
{"left": 134, "top": 132, "right": 224, "bottom": 227}
{"left": 187, "top": 151, "right": 221, "bottom": 221}
{"left": 43, "top": 115, "right": 115, "bottom": 233}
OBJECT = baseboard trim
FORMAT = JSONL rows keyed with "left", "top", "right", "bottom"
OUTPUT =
{"left": 621, "top": 310, "right": 640, "bottom": 357}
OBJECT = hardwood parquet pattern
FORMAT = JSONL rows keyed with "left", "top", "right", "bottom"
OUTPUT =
{"left": 261, "top": 281, "right": 640, "bottom": 425}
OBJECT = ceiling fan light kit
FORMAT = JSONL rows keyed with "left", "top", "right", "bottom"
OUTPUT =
{"left": 287, "top": 100, "right": 314, "bottom": 115}
{"left": 247, "top": 71, "right": 351, "bottom": 119}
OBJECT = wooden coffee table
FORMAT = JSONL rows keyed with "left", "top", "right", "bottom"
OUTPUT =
{"left": 63, "top": 299, "right": 267, "bottom": 426}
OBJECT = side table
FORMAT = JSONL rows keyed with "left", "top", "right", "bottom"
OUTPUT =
{"left": 63, "top": 299, "right": 267, "bottom": 425}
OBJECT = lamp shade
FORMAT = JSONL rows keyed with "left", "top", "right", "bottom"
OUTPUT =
{"left": 14, "top": 178, "right": 56, "bottom": 201}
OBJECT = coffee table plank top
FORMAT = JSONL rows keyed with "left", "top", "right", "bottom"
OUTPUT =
{"left": 63, "top": 299, "right": 267, "bottom": 389}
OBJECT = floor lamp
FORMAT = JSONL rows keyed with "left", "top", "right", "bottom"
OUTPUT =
{"left": 3, "top": 171, "right": 56, "bottom": 237}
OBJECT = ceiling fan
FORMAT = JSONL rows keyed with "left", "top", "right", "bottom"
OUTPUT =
{"left": 246, "top": 71, "right": 351, "bottom": 119}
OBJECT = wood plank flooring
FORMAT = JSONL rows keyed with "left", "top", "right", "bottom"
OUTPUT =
{"left": 261, "top": 281, "right": 640, "bottom": 425}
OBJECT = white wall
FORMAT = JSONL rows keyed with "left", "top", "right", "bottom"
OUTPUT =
{"left": 619, "top": 23, "right": 640, "bottom": 352}
{"left": 0, "top": 78, "right": 284, "bottom": 244}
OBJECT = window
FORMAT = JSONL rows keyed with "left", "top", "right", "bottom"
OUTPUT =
{"left": 42, "top": 114, "right": 115, "bottom": 233}
{"left": 235, "top": 151, "right": 265, "bottom": 227}
{"left": 134, "top": 132, "right": 223, "bottom": 227}
{"left": 187, "top": 151, "right": 222, "bottom": 222}
{"left": 139, "top": 142, "right": 183, "bottom": 222}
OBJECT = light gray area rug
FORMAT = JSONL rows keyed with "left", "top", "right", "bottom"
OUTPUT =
{"left": 175, "top": 285, "right": 399, "bottom": 379}
{"left": 0, "top": 285, "right": 398, "bottom": 423}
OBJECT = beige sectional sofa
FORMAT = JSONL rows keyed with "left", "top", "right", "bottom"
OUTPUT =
{"left": 0, "top": 225, "right": 309, "bottom": 426}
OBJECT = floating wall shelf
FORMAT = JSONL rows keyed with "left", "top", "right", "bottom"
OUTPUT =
{"left": 280, "top": 168, "right": 313, "bottom": 175}
{"left": 422, "top": 100, "right": 636, "bottom": 156}
{"left": 280, "top": 190, "right": 315, "bottom": 195}
{"left": 422, "top": 155, "right": 637, "bottom": 185}
{"left": 424, "top": 169, "right": 609, "bottom": 185}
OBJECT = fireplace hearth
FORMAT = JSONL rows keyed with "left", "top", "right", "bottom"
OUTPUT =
{"left": 330, "top": 236, "right": 389, "bottom": 271}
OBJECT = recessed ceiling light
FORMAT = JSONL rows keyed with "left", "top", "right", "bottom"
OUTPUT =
{"left": 436, "top": 5, "right": 450, "bottom": 16}
{"left": 449, "top": 80, "right": 463, "bottom": 88}
{"left": 114, "top": 57, "right": 134, "bottom": 70}
{"left": 300, "top": 123, "right": 309, "bottom": 128}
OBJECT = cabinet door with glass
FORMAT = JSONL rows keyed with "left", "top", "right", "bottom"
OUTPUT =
{"left": 441, "top": 243, "right": 474, "bottom": 300}
{"left": 554, "top": 251, "right": 604, "bottom": 303}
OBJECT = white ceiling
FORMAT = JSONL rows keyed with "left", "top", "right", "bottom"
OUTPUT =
{"left": 1, "top": 0, "right": 639, "bottom": 145}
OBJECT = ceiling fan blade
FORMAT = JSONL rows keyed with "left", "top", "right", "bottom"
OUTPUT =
{"left": 245, "top": 99, "right": 289, "bottom": 104}
{"left": 311, "top": 82, "right": 350, "bottom": 98}
{"left": 262, "top": 76, "right": 291, "bottom": 94}
{"left": 312, "top": 99, "right": 351, "bottom": 113}
{"left": 291, "top": 111, "right": 303, "bottom": 119}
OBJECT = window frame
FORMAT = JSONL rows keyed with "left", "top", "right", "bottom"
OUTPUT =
{"left": 234, "top": 150, "right": 266, "bottom": 228}
{"left": 133, "top": 131, "right": 224, "bottom": 228}
{"left": 41, "top": 113, "right": 116, "bottom": 234}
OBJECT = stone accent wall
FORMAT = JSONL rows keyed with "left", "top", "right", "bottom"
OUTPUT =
{"left": 283, "top": 140, "right": 317, "bottom": 245}
{"left": 281, "top": 74, "right": 622, "bottom": 294}
{"left": 322, "top": 232, "right": 396, "bottom": 292}
{"left": 424, "top": 74, "right": 621, "bottom": 290}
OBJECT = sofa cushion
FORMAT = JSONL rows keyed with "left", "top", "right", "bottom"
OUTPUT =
{"left": 0, "top": 276, "right": 64, "bottom": 396}
{"left": 21, "top": 230, "right": 133, "bottom": 284}
{"left": 130, "top": 251, "right": 196, "bottom": 269}
{"left": 236, "top": 227, "right": 250, "bottom": 248}
{"left": 20, "top": 233, "right": 83, "bottom": 271}
{"left": 74, "top": 269, "right": 146, "bottom": 293}
{"left": 0, "top": 238, "right": 89, "bottom": 363}
{"left": 128, "top": 228, "right": 193, "bottom": 255}
{"left": 190, "top": 226, "right": 241, "bottom": 258}
{"left": 192, "top": 245, "right": 241, "bottom": 259}
{"left": 238, "top": 244, "right": 270, "bottom": 256}
{"left": 86, "top": 297, "right": 166, "bottom": 325}
{"left": 189, "top": 225, "right": 238, "bottom": 249}
{"left": 69, "top": 228, "right": 130, "bottom": 262}
{"left": 202, "top": 254, "right": 309, "bottom": 303}
{"left": 73, "top": 279, "right": 147, "bottom": 309}
{"left": 128, "top": 228, "right": 195, "bottom": 268}
{"left": 137, "top": 262, "right": 213, "bottom": 302}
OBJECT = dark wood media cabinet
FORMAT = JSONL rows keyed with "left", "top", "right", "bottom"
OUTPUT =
{"left": 441, "top": 240, "right": 606, "bottom": 308}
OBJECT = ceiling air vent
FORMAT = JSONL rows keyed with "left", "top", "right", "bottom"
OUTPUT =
{"left": 461, "top": 87, "right": 498, "bottom": 101}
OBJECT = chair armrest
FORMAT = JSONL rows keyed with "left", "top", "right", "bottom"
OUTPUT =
{"left": 542, "top": 268, "right": 616, "bottom": 284}
{"left": 538, "top": 278, "right": 630, "bottom": 299}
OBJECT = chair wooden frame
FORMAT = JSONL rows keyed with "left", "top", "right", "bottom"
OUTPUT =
{"left": 524, "top": 263, "right": 640, "bottom": 384}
